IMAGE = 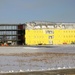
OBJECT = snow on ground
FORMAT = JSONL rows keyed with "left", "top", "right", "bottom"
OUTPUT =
{"left": 0, "top": 53, "right": 75, "bottom": 72}
{"left": 0, "top": 45, "right": 75, "bottom": 73}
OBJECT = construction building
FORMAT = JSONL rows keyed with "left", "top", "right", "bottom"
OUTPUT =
{"left": 0, "top": 24, "right": 25, "bottom": 46}
{"left": 25, "top": 21, "right": 75, "bottom": 45}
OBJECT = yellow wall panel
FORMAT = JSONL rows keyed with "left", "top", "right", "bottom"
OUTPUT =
{"left": 25, "top": 29, "right": 75, "bottom": 45}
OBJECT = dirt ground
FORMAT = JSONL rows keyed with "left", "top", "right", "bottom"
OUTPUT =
{"left": 0, "top": 46, "right": 75, "bottom": 73}
{"left": 0, "top": 52, "right": 75, "bottom": 75}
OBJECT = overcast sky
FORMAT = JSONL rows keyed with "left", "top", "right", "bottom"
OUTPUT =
{"left": 0, "top": 0, "right": 75, "bottom": 24}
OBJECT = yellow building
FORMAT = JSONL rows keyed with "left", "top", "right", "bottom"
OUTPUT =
{"left": 25, "top": 22, "right": 75, "bottom": 45}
